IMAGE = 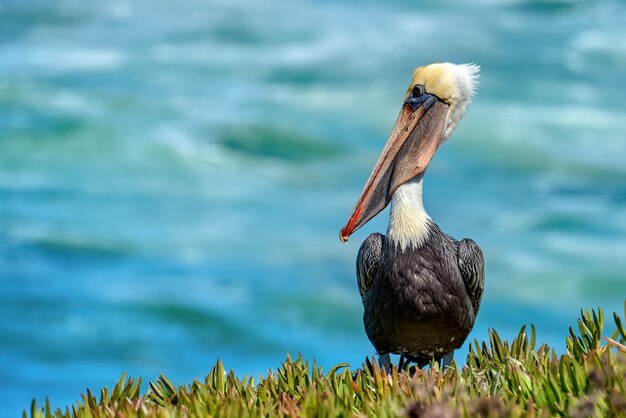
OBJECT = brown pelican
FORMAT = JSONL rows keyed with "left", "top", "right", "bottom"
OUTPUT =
{"left": 339, "top": 63, "right": 484, "bottom": 369}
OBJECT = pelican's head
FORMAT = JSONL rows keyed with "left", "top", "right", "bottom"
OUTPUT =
{"left": 339, "top": 62, "right": 479, "bottom": 242}
{"left": 409, "top": 63, "right": 479, "bottom": 139}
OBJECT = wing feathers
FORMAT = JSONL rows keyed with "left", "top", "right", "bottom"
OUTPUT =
{"left": 356, "top": 233, "right": 383, "bottom": 303}
{"left": 457, "top": 238, "right": 485, "bottom": 316}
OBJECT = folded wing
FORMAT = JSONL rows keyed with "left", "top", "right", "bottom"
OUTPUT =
{"left": 457, "top": 238, "right": 485, "bottom": 316}
{"left": 356, "top": 233, "right": 383, "bottom": 304}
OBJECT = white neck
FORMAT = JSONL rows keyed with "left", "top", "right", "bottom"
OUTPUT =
{"left": 387, "top": 173, "right": 432, "bottom": 251}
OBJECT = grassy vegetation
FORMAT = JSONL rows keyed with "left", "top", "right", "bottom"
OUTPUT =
{"left": 28, "top": 303, "right": 626, "bottom": 418}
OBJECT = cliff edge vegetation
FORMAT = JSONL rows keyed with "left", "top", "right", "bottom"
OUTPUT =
{"left": 28, "top": 303, "right": 626, "bottom": 418}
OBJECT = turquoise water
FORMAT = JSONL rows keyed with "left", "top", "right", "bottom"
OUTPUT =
{"left": 1, "top": 0, "right": 626, "bottom": 414}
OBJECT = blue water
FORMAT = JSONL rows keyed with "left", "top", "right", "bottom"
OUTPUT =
{"left": 1, "top": 0, "right": 626, "bottom": 415}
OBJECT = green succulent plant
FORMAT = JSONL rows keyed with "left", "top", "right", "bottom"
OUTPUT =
{"left": 28, "top": 302, "right": 626, "bottom": 418}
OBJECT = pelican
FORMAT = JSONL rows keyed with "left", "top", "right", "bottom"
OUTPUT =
{"left": 339, "top": 63, "right": 485, "bottom": 369}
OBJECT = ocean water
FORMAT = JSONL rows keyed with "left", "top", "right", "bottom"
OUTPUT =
{"left": 1, "top": 0, "right": 626, "bottom": 414}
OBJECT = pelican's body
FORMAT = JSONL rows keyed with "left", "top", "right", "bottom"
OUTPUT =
{"left": 358, "top": 175, "right": 483, "bottom": 365}
{"left": 340, "top": 63, "right": 485, "bottom": 367}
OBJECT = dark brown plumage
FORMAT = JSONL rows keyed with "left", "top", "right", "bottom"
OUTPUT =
{"left": 357, "top": 222, "right": 484, "bottom": 366}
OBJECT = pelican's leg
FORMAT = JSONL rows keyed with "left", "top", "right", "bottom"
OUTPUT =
{"left": 398, "top": 354, "right": 407, "bottom": 370}
{"left": 442, "top": 350, "right": 455, "bottom": 368}
{"left": 378, "top": 353, "right": 391, "bottom": 373}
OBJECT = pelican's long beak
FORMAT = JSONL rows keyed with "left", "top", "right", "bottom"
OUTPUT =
{"left": 339, "top": 93, "right": 449, "bottom": 242}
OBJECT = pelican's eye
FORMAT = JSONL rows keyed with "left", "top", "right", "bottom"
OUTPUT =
{"left": 412, "top": 84, "right": 425, "bottom": 97}
{"left": 405, "top": 84, "right": 435, "bottom": 111}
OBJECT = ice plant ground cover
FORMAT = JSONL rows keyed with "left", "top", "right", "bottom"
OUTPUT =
{"left": 28, "top": 303, "right": 626, "bottom": 418}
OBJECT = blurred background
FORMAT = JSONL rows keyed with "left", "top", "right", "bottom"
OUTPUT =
{"left": 1, "top": 0, "right": 625, "bottom": 414}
